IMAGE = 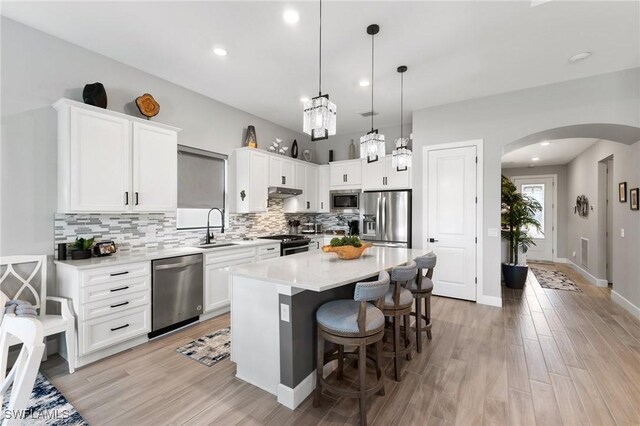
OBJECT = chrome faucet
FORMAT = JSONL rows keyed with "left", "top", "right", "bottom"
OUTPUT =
{"left": 205, "top": 207, "right": 225, "bottom": 244}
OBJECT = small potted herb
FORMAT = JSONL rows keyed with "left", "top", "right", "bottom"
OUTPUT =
{"left": 70, "top": 237, "right": 95, "bottom": 260}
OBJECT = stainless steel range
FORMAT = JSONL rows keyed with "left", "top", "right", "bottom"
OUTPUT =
{"left": 258, "top": 235, "right": 311, "bottom": 256}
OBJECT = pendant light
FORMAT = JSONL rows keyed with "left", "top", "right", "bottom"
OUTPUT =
{"left": 392, "top": 65, "right": 412, "bottom": 171}
{"left": 303, "top": 0, "right": 336, "bottom": 141}
{"left": 360, "top": 24, "right": 385, "bottom": 163}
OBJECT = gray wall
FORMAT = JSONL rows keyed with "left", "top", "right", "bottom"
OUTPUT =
{"left": 502, "top": 165, "right": 569, "bottom": 259}
{"left": 313, "top": 124, "right": 413, "bottom": 165}
{"left": 0, "top": 18, "right": 311, "bottom": 257}
{"left": 412, "top": 68, "right": 640, "bottom": 302}
{"left": 565, "top": 140, "right": 640, "bottom": 303}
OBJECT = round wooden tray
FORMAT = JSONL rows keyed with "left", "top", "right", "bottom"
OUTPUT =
{"left": 321, "top": 242, "right": 373, "bottom": 260}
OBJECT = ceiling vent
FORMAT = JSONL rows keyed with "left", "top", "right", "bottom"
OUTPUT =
{"left": 359, "top": 111, "right": 378, "bottom": 118}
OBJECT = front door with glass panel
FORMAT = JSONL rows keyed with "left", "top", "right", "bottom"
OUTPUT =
{"left": 513, "top": 176, "right": 554, "bottom": 262}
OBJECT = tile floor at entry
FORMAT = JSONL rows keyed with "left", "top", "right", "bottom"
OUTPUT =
{"left": 42, "top": 263, "right": 640, "bottom": 425}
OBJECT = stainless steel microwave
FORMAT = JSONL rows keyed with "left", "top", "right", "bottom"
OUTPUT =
{"left": 330, "top": 190, "right": 360, "bottom": 213}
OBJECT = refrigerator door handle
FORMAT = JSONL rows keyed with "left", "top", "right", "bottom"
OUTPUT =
{"left": 376, "top": 194, "right": 382, "bottom": 241}
{"left": 381, "top": 195, "right": 387, "bottom": 241}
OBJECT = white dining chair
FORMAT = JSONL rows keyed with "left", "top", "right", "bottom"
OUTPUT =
{"left": 0, "top": 314, "right": 45, "bottom": 426}
{"left": 0, "top": 256, "right": 76, "bottom": 373}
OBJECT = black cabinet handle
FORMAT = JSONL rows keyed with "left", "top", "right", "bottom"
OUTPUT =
{"left": 110, "top": 286, "right": 129, "bottom": 292}
{"left": 110, "top": 301, "right": 130, "bottom": 308}
{"left": 125, "top": 192, "right": 129, "bottom": 205}
{"left": 321, "top": 202, "right": 323, "bottom": 209}
{"left": 110, "top": 324, "right": 129, "bottom": 331}
{"left": 110, "top": 271, "right": 129, "bottom": 277}
{"left": 135, "top": 192, "right": 139, "bottom": 205}
{"left": 266, "top": 247, "right": 275, "bottom": 251}
{"left": 282, "top": 176, "right": 285, "bottom": 185}
{"left": 307, "top": 201, "right": 310, "bottom": 209}
{"left": 429, "top": 238, "right": 439, "bottom": 243}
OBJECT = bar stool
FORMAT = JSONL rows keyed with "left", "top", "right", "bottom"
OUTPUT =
{"left": 383, "top": 261, "right": 417, "bottom": 381}
{"left": 314, "top": 271, "right": 390, "bottom": 426}
{"left": 411, "top": 253, "right": 437, "bottom": 352}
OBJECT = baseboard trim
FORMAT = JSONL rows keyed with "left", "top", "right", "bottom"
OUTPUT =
{"left": 566, "top": 260, "right": 608, "bottom": 288}
{"left": 277, "top": 371, "right": 316, "bottom": 410}
{"left": 611, "top": 291, "right": 640, "bottom": 321}
{"left": 477, "top": 295, "right": 502, "bottom": 308}
{"left": 554, "top": 257, "right": 568, "bottom": 264}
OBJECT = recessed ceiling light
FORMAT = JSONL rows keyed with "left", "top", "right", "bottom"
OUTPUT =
{"left": 541, "top": 141, "right": 550, "bottom": 146}
{"left": 300, "top": 97, "right": 309, "bottom": 103}
{"left": 531, "top": 157, "right": 540, "bottom": 161}
{"left": 359, "top": 80, "right": 370, "bottom": 87}
{"left": 569, "top": 52, "right": 592, "bottom": 63}
{"left": 213, "top": 47, "right": 227, "bottom": 57}
{"left": 283, "top": 9, "right": 300, "bottom": 24}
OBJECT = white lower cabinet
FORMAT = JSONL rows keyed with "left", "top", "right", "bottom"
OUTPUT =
{"left": 81, "top": 305, "right": 150, "bottom": 355}
{"left": 309, "top": 237, "right": 322, "bottom": 251}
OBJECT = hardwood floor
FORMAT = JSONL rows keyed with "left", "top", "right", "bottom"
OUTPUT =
{"left": 42, "top": 263, "right": 640, "bottom": 425}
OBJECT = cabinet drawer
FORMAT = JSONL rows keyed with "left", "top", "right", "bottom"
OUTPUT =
{"left": 82, "top": 290, "right": 150, "bottom": 321}
{"left": 80, "top": 305, "right": 150, "bottom": 355}
{"left": 205, "top": 247, "right": 256, "bottom": 265}
{"left": 81, "top": 262, "right": 149, "bottom": 287}
{"left": 257, "top": 244, "right": 280, "bottom": 256}
{"left": 258, "top": 252, "right": 280, "bottom": 261}
{"left": 82, "top": 275, "right": 150, "bottom": 304}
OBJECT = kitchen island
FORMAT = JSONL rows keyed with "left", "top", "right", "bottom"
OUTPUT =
{"left": 228, "top": 246, "right": 428, "bottom": 409}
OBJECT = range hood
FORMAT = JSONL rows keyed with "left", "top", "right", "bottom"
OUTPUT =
{"left": 268, "top": 186, "right": 302, "bottom": 199}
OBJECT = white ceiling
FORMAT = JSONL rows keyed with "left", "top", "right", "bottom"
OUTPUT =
{"left": 2, "top": 1, "right": 639, "bottom": 135}
{"left": 501, "top": 138, "right": 600, "bottom": 168}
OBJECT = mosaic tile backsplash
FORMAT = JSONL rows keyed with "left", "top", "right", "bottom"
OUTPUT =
{"left": 54, "top": 199, "right": 358, "bottom": 255}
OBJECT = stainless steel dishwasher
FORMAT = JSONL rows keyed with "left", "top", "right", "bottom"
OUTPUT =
{"left": 150, "top": 254, "right": 203, "bottom": 338}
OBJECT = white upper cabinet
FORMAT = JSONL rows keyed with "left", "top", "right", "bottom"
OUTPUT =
{"left": 229, "top": 149, "right": 269, "bottom": 214}
{"left": 318, "top": 165, "right": 330, "bottom": 213}
{"left": 55, "top": 98, "right": 180, "bottom": 214}
{"left": 284, "top": 162, "right": 319, "bottom": 213}
{"left": 132, "top": 122, "right": 177, "bottom": 212}
{"left": 330, "top": 159, "right": 362, "bottom": 189}
{"left": 269, "top": 156, "right": 295, "bottom": 188}
{"left": 306, "top": 166, "right": 318, "bottom": 212}
{"left": 361, "top": 156, "right": 411, "bottom": 191}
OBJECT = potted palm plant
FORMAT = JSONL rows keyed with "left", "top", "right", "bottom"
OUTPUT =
{"left": 501, "top": 175, "right": 542, "bottom": 289}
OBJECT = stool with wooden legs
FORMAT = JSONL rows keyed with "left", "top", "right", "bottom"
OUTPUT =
{"left": 411, "top": 253, "right": 437, "bottom": 352}
{"left": 314, "top": 271, "right": 390, "bottom": 426}
{"left": 383, "top": 261, "right": 417, "bottom": 381}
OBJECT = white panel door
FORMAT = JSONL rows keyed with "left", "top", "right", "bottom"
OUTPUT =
{"left": 427, "top": 146, "right": 477, "bottom": 301}
{"left": 70, "top": 108, "right": 131, "bottom": 212}
{"left": 132, "top": 123, "right": 177, "bottom": 212}
{"left": 514, "top": 177, "right": 554, "bottom": 262}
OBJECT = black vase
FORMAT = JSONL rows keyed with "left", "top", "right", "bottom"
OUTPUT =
{"left": 291, "top": 140, "right": 298, "bottom": 159}
{"left": 71, "top": 249, "right": 92, "bottom": 260}
{"left": 82, "top": 82, "right": 107, "bottom": 108}
{"left": 502, "top": 264, "right": 528, "bottom": 289}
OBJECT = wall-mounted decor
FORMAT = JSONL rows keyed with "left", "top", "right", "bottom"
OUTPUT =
{"left": 291, "top": 140, "right": 299, "bottom": 159}
{"left": 574, "top": 195, "right": 589, "bottom": 217}
{"left": 619, "top": 182, "right": 627, "bottom": 202}
{"left": 82, "top": 82, "right": 107, "bottom": 108}
{"left": 244, "top": 125, "right": 257, "bottom": 148}
{"left": 630, "top": 188, "right": 639, "bottom": 210}
{"left": 135, "top": 93, "right": 160, "bottom": 118}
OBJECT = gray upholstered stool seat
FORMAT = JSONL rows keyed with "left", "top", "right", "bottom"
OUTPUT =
{"left": 409, "top": 277, "right": 433, "bottom": 292}
{"left": 315, "top": 271, "right": 390, "bottom": 426}
{"left": 383, "top": 260, "right": 417, "bottom": 382}
{"left": 384, "top": 287, "right": 413, "bottom": 307}
{"left": 411, "top": 253, "right": 437, "bottom": 353}
{"left": 317, "top": 300, "right": 384, "bottom": 336}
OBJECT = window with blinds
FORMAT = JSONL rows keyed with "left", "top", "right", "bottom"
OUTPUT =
{"left": 176, "top": 145, "right": 227, "bottom": 230}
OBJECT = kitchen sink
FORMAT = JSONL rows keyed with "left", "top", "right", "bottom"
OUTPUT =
{"left": 199, "top": 243, "right": 239, "bottom": 249}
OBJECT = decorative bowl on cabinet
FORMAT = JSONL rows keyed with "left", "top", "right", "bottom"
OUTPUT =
{"left": 321, "top": 243, "right": 373, "bottom": 260}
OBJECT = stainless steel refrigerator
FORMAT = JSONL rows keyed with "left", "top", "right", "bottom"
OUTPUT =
{"left": 360, "top": 190, "right": 412, "bottom": 248}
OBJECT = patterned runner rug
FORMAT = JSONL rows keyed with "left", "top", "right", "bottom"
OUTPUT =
{"left": 176, "top": 327, "right": 231, "bottom": 367}
{"left": 2, "top": 373, "right": 88, "bottom": 425}
{"left": 530, "top": 266, "right": 582, "bottom": 292}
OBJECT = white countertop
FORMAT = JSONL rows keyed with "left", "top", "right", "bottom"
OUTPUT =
{"left": 54, "top": 239, "right": 280, "bottom": 270}
{"left": 229, "top": 247, "right": 429, "bottom": 292}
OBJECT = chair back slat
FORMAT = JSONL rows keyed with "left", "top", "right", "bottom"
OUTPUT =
{"left": 0, "top": 256, "right": 47, "bottom": 315}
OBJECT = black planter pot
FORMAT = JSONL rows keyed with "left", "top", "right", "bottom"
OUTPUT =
{"left": 502, "top": 263, "right": 528, "bottom": 289}
{"left": 71, "top": 249, "right": 92, "bottom": 260}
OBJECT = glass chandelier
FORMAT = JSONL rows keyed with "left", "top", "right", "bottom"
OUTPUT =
{"left": 360, "top": 24, "right": 385, "bottom": 163}
{"left": 392, "top": 65, "right": 412, "bottom": 171}
{"left": 303, "top": 0, "right": 336, "bottom": 141}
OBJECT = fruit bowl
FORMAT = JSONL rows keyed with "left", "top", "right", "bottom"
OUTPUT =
{"left": 321, "top": 242, "right": 373, "bottom": 260}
